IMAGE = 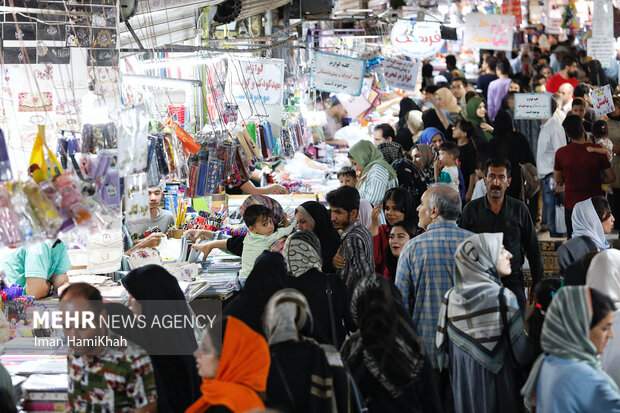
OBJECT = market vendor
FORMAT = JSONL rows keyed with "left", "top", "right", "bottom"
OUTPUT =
{"left": 225, "top": 168, "right": 288, "bottom": 195}
{"left": 126, "top": 182, "right": 175, "bottom": 241}
{"left": 0, "top": 239, "right": 71, "bottom": 299}
{"left": 321, "top": 96, "right": 349, "bottom": 147}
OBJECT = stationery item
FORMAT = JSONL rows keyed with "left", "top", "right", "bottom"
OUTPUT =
{"left": 38, "top": 178, "right": 75, "bottom": 232}
{"left": 205, "top": 160, "right": 222, "bottom": 194}
{"left": 21, "top": 180, "right": 63, "bottom": 237}
{"left": 0, "top": 129, "right": 12, "bottom": 182}
{"left": 124, "top": 173, "right": 149, "bottom": 224}
{"left": 5, "top": 183, "right": 42, "bottom": 242}
{"left": 164, "top": 118, "right": 200, "bottom": 154}
{"left": 118, "top": 104, "right": 149, "bottom": 175}
{"left": 54, "top": 172, "right": 93, "bottom": 227}
{"left": 100, "top": 163, "right": 120, "bottom": 206}
{"left": 0, "top": 184, "right": 23, "bottom": 246}
{"left": 127, "top": 248, "right": 163, "bottom": 269}
{"left": 87, "top": 228, "right": 123, "bottom": 272}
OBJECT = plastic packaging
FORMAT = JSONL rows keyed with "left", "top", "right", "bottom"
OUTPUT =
{"left": 0, "top": 129, "right": 13, "bottom": 182}
{"left": 124, "top": 173, "right": 150, "bottom": 224}
{"left": 0, "top": 184, "right": 23, "bottom": 246}
{"left": 38, "top": 178, "right": 75, "bottom": 233}
{"left": 118, "top": 104, "right": 149, "bottom": 175}
{"left": 21, "top": 180, "right": 63, "bottom": 237}
{"left": 54, "top": 173, "right": 93, "bottom": 227}
{"left": 6, "top": 182, "right": 44, "bottom": 242}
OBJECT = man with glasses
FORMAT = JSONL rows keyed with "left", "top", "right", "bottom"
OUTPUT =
{"left": 450, "top": 77, "right": 470, "bottom": 108}
{"left": 459, "top": 157, "right": 544, "bottom": 314}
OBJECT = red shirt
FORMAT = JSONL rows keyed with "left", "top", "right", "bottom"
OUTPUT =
{"left": 554, "top": 142, "right": 611, "bottom": 210}
{"left": 373, "top": 225, "right": 390, "bottom": 279}
{"left": 546, "top": 73, "right": 579, "bottom": 94}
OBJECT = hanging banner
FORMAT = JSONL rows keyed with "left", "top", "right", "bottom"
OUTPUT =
{"left": 382, "top": 57, "right": 420, "bottom": 91}
{"left": 587, "top": 38, "right": 615, "bottom": 68}
{"left": 463, "top": 13, "right": 515, "bottom": 51}
{"left": 502, "top": 0, "right": 522, "bottom": 25}
{"left": 390, "top": 19, "right": 443, "bottom": 60}
{"left": 592, "top": 0, "right": 614, "bottom": 39}
{"left": 226, "top": 58, "right": 284, "bottom": 105}
{"left": 514, "top": 93, "right": 552, "bottom": 120}
{"left": 312, "top": 52, "right": 365, "bottom": 96}
{"left": 591, "top": 85, "right": 615, "bottom": 117}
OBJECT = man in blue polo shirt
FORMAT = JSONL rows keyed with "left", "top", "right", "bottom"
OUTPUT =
{"left": 0, "top": 239, "right": 72, "bottom": 299}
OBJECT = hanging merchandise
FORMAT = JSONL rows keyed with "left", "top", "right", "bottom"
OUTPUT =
{"left": 118, "top": 104, "right": 149, "bottom": 176}
{"left": 99, "top": 160, "right": 121, "bottom": 207}
{"left": 29, "top": 126, "right": 63, "bottom": 180}
{"left": 0, "top": 185, "right": 23, "bottom": 247}
{"left": 164, "top": 118, "right": 201, "bottom": 155}
{"left": 0, "top": 130, "right": 13, "bottom": 182}
{"left": 38, "top": 179, "right": 75, "bottom": 233}
{"left": 5, "top": 183, "right": 42, "bottom": 244}
{"left": 20, "top": 181, "right": 63, "bottom": 238}
{"left": 162, "top": 133, "right": 177, "bottom": 176}
{"left": 81, "top": 123, "right": 117, "bottom": 154}
{"left": 145, "top": 137, "right": 161, "bottom": 188}
{"left": 124, "top": 173, "right": 150, "bottom": 224}
{"left": 223, "top": 104, "right": 239, "bottom": 124}
{"left": 54, "top": 173, "right": 94, "bottom": 228}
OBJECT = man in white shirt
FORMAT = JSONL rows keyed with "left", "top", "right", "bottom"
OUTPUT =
{"left": 537, "top": 98, "right": 567, "bottom": 237}
{"left": 558, "top": 83, "right": 574, "bottom": 115}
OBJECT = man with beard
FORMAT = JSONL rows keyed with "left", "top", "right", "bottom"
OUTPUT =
{"left": 459, "top": 158, "right": 543, "bottom": 314}
{"left": 60, "top": 283, "right": 158, "bottom": 412}
{"left": 546, "top": 56, "right": 579, "bottom": 94}
{"left": 327, "top": 186, "right": 374, "bottom": 289}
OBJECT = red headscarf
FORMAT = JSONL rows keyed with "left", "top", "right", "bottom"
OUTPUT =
{"left": 186, "top": 317, "right": 271, "bottom": 413}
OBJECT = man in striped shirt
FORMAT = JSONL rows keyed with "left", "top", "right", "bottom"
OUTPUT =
{"left": 326, "top": 186, "right": 375, "bottom": 289}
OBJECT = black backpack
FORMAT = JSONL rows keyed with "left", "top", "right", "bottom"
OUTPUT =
{"left": 391, "top": 159, "right": 427, "bottom": 209}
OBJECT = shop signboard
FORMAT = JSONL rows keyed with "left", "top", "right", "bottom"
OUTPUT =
{"left": 592, "top": 0, "right": 614, "bottom": 39}
{"left": 312, "top": 52, "right": 365, "bottom": 96}
{"left": 591, "top": 85, "right": 615, "bottom": 117}
{"left": 382, "top": 57, "right": 420, "bottom": 91}
{"left": 502, "top": 0, "right": 522, "bottom": 25}
{"left": 390, "top": 18, "right": 444, "bottom": 60}
{"left": 226, "top": 58, "right": 284, "bottom": 105}
{"left": 464, "top": 13, "right": 515, "bottom": 51}
{"left": 587, "top": 38, "right": 615, "bottom": 68}
{"left": 514, "top": 93, "right": 551, "bottom": 120}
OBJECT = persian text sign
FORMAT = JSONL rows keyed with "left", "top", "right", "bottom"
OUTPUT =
{"left": 514, "top": 93, "right": 551, "bottom": 120}
{"left": 312, "top": 52, "right": 365, "bottom": 96}
{"left": 587, "top": 38, "right": 615, "bottom": 68}
{"left": 502, "top": 0, "right": 522, "bottom": 25}
{"left": 390, "top": 19, "right": 444, "bottom": 60}
{"left": 464, "top": 13, "right": 515, "bottom": 51}
{"left": 226, "top": 58, "right": 284, "bottom": 105}
{"left": 382, "top": 57, "right": 420, "bottom": 91}
{"left": 591, "top": 85, "right": 615, "bottom": 117}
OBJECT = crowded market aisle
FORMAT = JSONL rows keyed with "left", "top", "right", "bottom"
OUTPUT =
{"left": 1, "top": 0, "right": 620, "bottom": 412}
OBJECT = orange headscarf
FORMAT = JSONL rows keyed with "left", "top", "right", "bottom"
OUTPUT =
{"left": 186, "top": 317, "right": 271, "bottom": 413}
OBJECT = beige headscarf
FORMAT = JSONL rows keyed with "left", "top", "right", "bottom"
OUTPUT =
{"left": 435, "top": 87, "right": 461, "bottom": 114}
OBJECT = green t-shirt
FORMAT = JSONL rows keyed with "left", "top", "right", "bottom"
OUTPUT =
{"left": 0, "top": 241, "right": 72, "bottom": 287}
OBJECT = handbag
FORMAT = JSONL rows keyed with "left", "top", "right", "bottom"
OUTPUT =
{"left": 498, "top": 287, "right": 538, "bottom": 381}
{"left": 555, "top": 204, "right": 567, "bottom": 235}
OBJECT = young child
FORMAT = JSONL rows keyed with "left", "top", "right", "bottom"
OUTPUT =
{"left": 337, "top": 166, "right": 372, "bottom": 228}
{"left": 435, "top": 141, "right": 460, "bottom": 192}
{"left": 239, "top": 204, "right": 294, "bottom": 280}
{"left": 337, "top": 166, "right": 358, "bottom": 187}
{"left": 587, "top": 119, "right": 613, "bottom": 162}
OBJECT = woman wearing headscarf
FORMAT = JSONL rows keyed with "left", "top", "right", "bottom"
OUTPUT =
{"left": 437, "top": 233, "right": 530, "bottom": 413}
{"left": 341, "top": 275, "right": 442, "bottom": 413}
{"left": 264, "top": 289, "right": 337, "bottom": 413}
{"left": 369, "top": 188, "right": 416, "bottom": 278}
{"left": 587, "top": 249, "right": 620, "bottom": 388}
{"left": 188, "top": 316, "right": 270, "bottom": 413}
{"left": 418, "top": 127, "right": 445, "bottom": 153}
{"left": 281, "top": 231, "right": 347, "bottom": 346}
{"left": 489, "top": 111, "right": 536, "bottom": 201}
{"left": 422, "top": 108, "right": 449, "bottom": 139}
{"left": 188, "top": 195, "right": 286, "bottom": 258}
{"left": 377, "top": 141, "right": 409, "bottom": 165}
{"left": 406, "top": 110, "right": 424, "bottom": 144}
{"left": 394, "top": 98, "right": 420, "bottom": 152}
{"left": 294, "top": 201, "right": 341, "bottom": 273}
{"left": 113, "top": 265, "right": 201, "bottom": 413}
{"left": 521, "top": 286, "right": 620, "bottom": 412}
{"left": 412, "top": 143, "right": 435, "bottom": 185}
{"left": 465, "top": 96, "right": 494, "bottom": 146}
{"left": 435, "top": 87, "right": 462, "bottom": 124}
{"left": 223, "top": 251, "right": 287, "bottom": 335}
{"left": 557, "top": 197, "right": 614, "bottom": 273}
{"left": 348, "top": 140, "right": 398, "bottom": 207}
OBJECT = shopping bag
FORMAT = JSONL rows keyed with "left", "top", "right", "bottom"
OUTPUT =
{"left": 555, "top": 204, "right": 567, "bottom": 235}
{"left": 29, "top": 125, "right": 63, "bottom": 178}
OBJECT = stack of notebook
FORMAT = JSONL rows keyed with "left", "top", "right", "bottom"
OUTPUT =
{"left": 21, "top": 374, "right": 68, "bottom": 412}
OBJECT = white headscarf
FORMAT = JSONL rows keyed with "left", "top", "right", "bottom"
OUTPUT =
{"left": 263, "top": 289, "right": 313, "bottom": 345}
{"left": 586, "top": 249, "right": 620, "bottom": 303}
{"left": 572, "top": 198, "right": 610, "bottom": 250}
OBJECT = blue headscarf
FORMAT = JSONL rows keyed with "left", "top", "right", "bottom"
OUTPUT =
{"left": 418, "top": 127, "right": 445, "bottom": 146}
{"left": 571, "top": 199, "right": 610, "bottom": 250}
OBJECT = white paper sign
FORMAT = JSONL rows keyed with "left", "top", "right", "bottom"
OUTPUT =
{"left": 464, "top": 13, "right": 515, "bottom": 51}
{"left": 587, "top": 38, "right": 615, "bottom": 68}
{"left": 382, "top": 57, "right": 420, "bottom": 91}
{"left": 226, "top": 58, "right": 284, "bottom": 105}
{"left": 591, "top": 85, "right": 615, "bottom": 117}
{"left": 312, "top": 52, "right": 365, "bottom": 96}
{"left": 514, "top": 93, "right": 551, "bottom": 120}
{"left": 592, "top": 0, "right": 614, "bottom": 39}
{"left": 335, "top": 94, "right": 371, "bottom": 118}
{"left": 390, "top": 18, "right": 444, "bottom": 60}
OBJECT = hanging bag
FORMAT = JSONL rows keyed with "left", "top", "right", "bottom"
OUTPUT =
{"left": 30, "top": 125, "right": 63, "bottom": 178}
